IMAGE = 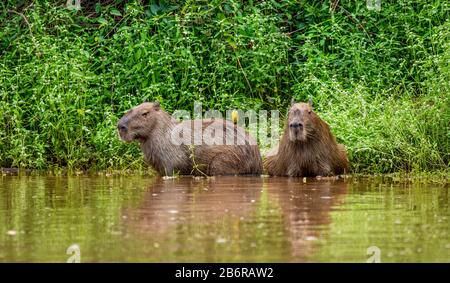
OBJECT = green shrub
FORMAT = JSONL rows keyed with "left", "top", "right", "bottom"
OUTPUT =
{"left": 0, "top": 0, "right": 448, "bottom": 173}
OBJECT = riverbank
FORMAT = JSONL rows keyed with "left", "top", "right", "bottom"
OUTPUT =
{"left": 2, "top": 167, "right": 448, "bottom": 185}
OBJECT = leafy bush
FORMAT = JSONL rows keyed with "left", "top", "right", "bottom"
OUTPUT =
{"left": 0, "top": 0, "right": 448, "bottom": 173}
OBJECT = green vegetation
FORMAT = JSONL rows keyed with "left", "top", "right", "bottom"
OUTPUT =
{"left": 0, "top": 0, "right": 449, "bottom": 173}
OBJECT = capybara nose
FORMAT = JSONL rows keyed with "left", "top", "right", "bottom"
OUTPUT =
{"left": 289, "top": 122, "right": 303, "bottom": 129}
{"left": 118, "top": 124, "right": 127, "bottom": 131}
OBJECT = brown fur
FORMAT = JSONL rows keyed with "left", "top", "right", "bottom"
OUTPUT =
{"left": 264, "top": 102, "right": 349, "bottom": 177}
{"left": 118, "top": 102, "right": 262, "bottom": 176}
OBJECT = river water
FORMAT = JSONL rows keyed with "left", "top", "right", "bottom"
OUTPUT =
{"left": 0, "top": 175, "right": 448, "bottom": 262}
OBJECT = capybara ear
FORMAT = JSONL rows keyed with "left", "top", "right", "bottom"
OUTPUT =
{"left": 308, "top": 97, "right": 313, "bottom": 108}
{"left": 153, "top": 101, "right": 160, "bottom": 110}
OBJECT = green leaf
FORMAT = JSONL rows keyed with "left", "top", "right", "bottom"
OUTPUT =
{"left": 94, "top": 3, "right": 102, "bottom": 13}
{"left": 97, "top": 17, "right": 108, "bottom": 25}
{"left": 110, "top": 8, "right": 122, "bottom": 17}
{"left": 150, "top": 4, "right": 160, "bottom": 15}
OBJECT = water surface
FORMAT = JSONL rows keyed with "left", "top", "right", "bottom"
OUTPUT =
{"left": 0, "top": 175, "right": 448, "bottom": 262}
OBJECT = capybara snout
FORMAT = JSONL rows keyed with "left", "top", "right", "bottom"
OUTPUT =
{"left": 117, "top": 116, "right": 129, "bottom": 139}
{"left": 289, "top": 122, "right": 303, "bottom": 128}
{"left": 117, "top": 102, "right": 160, "bottom": 143}
{"left": 288, "top": 102, "right": 314, "bottom": 142}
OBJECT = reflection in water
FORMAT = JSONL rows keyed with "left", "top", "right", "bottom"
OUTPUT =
{"left": 265, "top": 178, "right": 348, "bottom": 260}
{"left": 124, "top": 177, "right": 265, "bottom": 262}
{"left": 122, "top": 177, "right": 348, "bottom": 262}
{"left": 0, "top": 176, "right": 448, "bottom": 262}
{"left": 126, "top": 177, "right": 262, "bottom": 235}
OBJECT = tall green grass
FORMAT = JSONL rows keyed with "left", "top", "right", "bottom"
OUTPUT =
{"left": 0, "top": 0, "right": 448, "bottom": 173}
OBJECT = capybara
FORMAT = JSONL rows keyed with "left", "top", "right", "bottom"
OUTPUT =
{"left": 264, "top": 100, "right": 349, "bottom": 177}
{"left": 117, "top": 102, "right": 263, "bottom": 176}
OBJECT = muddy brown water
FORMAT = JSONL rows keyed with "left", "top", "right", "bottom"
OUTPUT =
{"left": 0, "top": 176, "right": 448, "bottom": 262}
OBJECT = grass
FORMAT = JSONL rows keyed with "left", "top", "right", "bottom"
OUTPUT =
{"left": 0, "top": 0, "right": 449, "bottom": 175}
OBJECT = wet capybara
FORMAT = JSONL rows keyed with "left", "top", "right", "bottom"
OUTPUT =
{"left": 117, "top": 102, "right": 263, "bottom": 176}
{"left": 264, "top": 100, "right": 349, "bottom": 177}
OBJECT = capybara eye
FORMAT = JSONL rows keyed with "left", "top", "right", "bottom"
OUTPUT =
{"left": 308, "top": 110, "right": 311, "bottom": 114}
{"left": 142, "top": 112, "right": 149, "bottom": 117}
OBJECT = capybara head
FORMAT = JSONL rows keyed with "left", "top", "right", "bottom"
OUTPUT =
{"left": 117, "top": 102, "right": 161, "bottom": 143}
{"left": 287, "top": 100, "right": 317, "bottom": 142}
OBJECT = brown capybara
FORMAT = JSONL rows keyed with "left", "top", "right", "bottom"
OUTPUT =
{"left": 264, "top": 100, "right": 349, "bottom": 177}
{"left": 117, "top": 102, "right": 263, "bottom": 176}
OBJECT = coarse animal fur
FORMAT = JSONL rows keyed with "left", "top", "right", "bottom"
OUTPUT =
{"left": 264, "top": 100, "right": 349, "bottom": 177}
{"left": 118, "top": 102, "right": 263, "bottom": 176}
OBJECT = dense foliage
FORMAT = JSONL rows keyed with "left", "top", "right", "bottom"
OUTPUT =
{"left": 0, "top": 0, "right": 449, "bottom": 173}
